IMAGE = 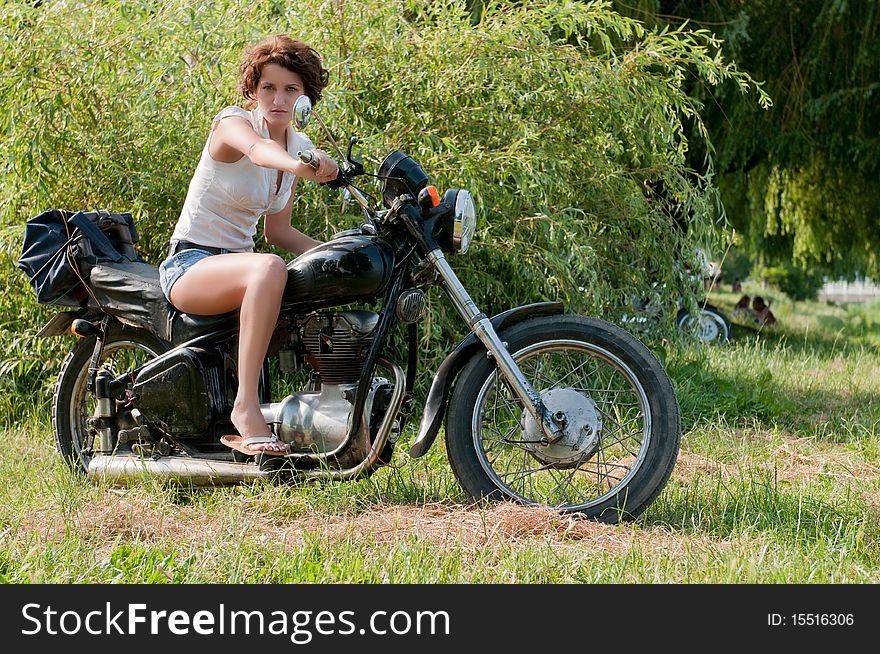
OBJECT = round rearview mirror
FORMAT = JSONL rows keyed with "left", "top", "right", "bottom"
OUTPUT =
{"left": 293, "top": 95, "right": 312, "bottom": 130}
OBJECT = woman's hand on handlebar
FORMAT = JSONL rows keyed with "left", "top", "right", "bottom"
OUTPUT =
{"left": 309, "top": 149, "right": 339, "bottom": 182}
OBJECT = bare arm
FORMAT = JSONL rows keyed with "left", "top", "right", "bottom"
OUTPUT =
{"left": 263, "top": 178, "right": 322, "bottom": 254}
{"left": 211, "top": 115, "right": 338, "bottom": 183}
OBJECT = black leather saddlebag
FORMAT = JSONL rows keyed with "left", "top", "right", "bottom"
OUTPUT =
{"left": 17, "top": 208, "right": 141, "bottom": 308}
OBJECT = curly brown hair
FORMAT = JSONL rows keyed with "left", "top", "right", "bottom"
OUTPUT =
{"left": 238, "top": 35, "right": 329, "bottom": 106}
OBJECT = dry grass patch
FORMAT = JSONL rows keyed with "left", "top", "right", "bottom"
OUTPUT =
{"left": 12, "top": 488, "right": 734, "bottom": 562}
{"left": 18, "top": 493, "right": 221, "bottom": 547}
{"left": 860, "top": 491, "right": 880, "bottom": 527}
{"left": 672, "top": 451, "right": 733, "bottom": 482}
{"left": 299, "top": 503, "right": 732, "bottom": 559}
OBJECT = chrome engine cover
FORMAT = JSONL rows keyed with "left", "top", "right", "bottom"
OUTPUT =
{"left": 261, "top": 379, "right": 387, "bottom": 453}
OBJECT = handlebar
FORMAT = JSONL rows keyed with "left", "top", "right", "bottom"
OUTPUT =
{"left": 298, "top": 149, "right": 345, "bottom": 190}
{"left": 298, "top": 149, "right": 374, "bottom": 220}
{"left": 297, "top": 149, "right": 320, "bottom": 170}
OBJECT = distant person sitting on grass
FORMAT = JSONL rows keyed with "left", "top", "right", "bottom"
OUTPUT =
{"left": 733, "top": 294, "right": 751, "bottom": 319}
{"left": 732, "top": 277, "right": 742, "bottom": 293}
{"left": 751, "top": 296, "right": 777, "bottom": 326}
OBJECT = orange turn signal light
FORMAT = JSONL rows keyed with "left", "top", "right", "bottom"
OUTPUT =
{"left": 425, "top": 185, "right": 440, "bottom": 207}
{"left": 418, "top": 185, "right": 441, "bottom": 210}
{"left": 70, "top": 319, "right": 97, "bottom": 338}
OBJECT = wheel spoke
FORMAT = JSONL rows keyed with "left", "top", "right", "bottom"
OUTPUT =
{"left": 498, "top": 459, "right": 559, "bottom": 483}
{"left": 548, "top": 462, "right": 584, "bottom": 506}
{"left": 600, "top": 420, "right": 643, "bottom": 452}
{"left": 541, "top": 356, "right": 591, "bottom": 391}
{"left": 597, "top": 431, "right": 642, "bottom": 459}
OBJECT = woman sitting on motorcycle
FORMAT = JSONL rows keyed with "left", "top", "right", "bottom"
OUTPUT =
{"left": 158, "top": 35, "right": 339, "bottom": 456}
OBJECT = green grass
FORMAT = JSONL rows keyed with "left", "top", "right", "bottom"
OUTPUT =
{"left": 1, "top": 296, "right": 880, "bottom": 583}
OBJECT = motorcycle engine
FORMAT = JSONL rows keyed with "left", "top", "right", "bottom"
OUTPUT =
{"left": 300, "top": 310, "right": 378, "bottom": 384}
{"left": 266, "top": 310, "right": 388, "bottom": 453}
{"left": 269, "top": 377, "right": 390, "bottom": 454}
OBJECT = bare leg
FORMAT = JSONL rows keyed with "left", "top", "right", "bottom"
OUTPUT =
{"left": 169, "top": 253, "right": 289, "bottom": 453}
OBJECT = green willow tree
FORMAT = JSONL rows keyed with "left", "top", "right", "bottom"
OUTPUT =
{"left": 613, "top": 0, "right": 880, "bottom": 287}
{"left": 0, "top": 0, "right": 767, "bottom": 421}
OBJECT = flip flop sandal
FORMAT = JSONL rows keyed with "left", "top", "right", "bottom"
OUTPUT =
{"left": 221, "top": 434, "right": 289, "bottom": 457}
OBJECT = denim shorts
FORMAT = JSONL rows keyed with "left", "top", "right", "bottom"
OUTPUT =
{"left": 158, "top": 240, "right": 233, "bottom": 302}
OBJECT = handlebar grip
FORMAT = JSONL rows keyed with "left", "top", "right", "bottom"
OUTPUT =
{"left": 297, "top": 149, "right": 320, "bottom": 170}
{"left": 323, "top": 168, "right": 346, "bottom": 189}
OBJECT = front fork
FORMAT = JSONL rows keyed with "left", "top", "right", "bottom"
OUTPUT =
{"left": 427, "top": 249, "right": 563, "bottom": 443}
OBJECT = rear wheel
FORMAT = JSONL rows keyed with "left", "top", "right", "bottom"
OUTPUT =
{"left": 53, "top": 324, "right": 169, "bottom": 473}
{"left": 677, "top": 304, "right": 730, "bottom": 343}
{"left": 445, "top": 315, "right": 680, "bottom": 523}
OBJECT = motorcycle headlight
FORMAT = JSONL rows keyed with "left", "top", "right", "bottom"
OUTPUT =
{"left": 446, "top": 189, "right": 476, "bottom": 254}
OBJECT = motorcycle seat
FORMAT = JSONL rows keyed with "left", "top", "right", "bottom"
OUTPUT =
{"left": 88, "top": 261, "right": 237, "bottom": 343}
{"left": 170, "top": 310, "right": 238, "bottom": 343}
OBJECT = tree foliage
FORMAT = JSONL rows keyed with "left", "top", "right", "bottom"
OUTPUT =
{"left": 613, "top": 0, "right": 880, "bottom": 279}
{"left": 0, "top": 0, "right": 767, "bottom": 419}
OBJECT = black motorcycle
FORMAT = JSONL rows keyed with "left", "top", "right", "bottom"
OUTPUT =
{"left": 28, "top": 96, "right": 680, "bottom": 522}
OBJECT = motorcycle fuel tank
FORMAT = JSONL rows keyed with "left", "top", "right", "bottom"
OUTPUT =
{"left": 283, "top": 235, "right": 395, "bottom": 310}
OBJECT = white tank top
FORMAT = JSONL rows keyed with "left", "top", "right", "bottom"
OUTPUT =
{"left": 171, "top": 106, "right": 315, "bottom": 251}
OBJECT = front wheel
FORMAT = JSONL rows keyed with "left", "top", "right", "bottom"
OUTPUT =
{"left": 445, "top": 315, "right": 680, "bottom": 523}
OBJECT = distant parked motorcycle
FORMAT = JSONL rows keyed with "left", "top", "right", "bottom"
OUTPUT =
{"left": 676, "top": 303, "right": 731, "bottom": 343}
{"left": 19, "top": 96, "right": 681, "bottom": 522}
{"left": 624, "top": 276, "right": 731, "bottom": 344}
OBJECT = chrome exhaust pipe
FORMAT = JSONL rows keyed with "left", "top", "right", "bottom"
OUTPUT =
{"left": 87, "top": 454, "right": 274, "bottom": 486}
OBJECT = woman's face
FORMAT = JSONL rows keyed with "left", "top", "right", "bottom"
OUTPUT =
{"left": 255, "top": 63, "right": 305, "bottom": 130}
